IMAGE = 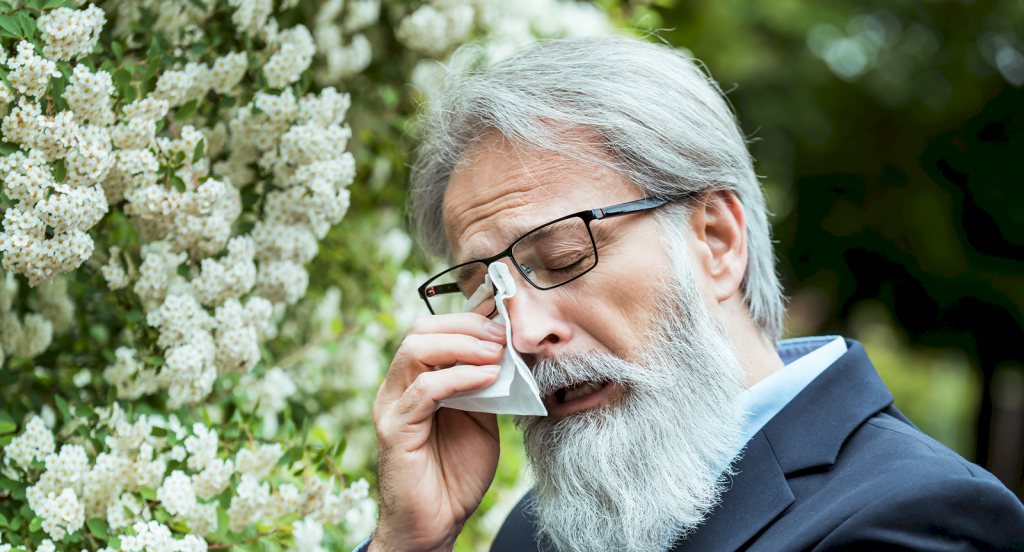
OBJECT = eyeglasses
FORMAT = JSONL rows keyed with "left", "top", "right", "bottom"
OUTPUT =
{"left": 417, "top": 196, "right": 673, "bottom": 317}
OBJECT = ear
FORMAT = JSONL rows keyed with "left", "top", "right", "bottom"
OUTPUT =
{"left": 688, "top": 189, "right": 747, "bottom": 303}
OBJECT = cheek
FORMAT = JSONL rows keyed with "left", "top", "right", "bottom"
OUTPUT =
{"left": 554, "top": 244, "right": 670, "bottom": 359}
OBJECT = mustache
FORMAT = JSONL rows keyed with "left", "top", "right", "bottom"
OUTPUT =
{"left": 530, "top": 350, "right": 674, "bottom": 398}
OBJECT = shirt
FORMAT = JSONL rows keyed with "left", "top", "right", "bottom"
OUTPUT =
{"left": 352, "top": 335, "right": 849, "bottom": 552}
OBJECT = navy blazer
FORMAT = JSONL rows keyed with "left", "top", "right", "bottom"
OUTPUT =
{"left": 492, "top": 340, "right": 1024, "bottom": 551}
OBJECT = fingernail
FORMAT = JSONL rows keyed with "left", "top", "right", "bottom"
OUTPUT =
{"left": 477, "top": 365, "right": 500, "bottom": 374}
{"left": 484, "top": 321, "right": 506, "bottom": 336}
{"left": 478, "top": 340, "right": 503, "bottom": 352}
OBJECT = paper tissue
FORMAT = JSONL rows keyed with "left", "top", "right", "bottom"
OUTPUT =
{"left": 438, "top": 262, "right": 548, "bottom": 416}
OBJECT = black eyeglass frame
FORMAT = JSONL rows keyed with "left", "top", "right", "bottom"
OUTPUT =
{"left": 417, "top": 196, "right": 673, "bottom": 316}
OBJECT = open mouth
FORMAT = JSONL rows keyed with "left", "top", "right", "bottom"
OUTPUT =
{"left": 552, "top": 379, "right": 611, "bottom": 405}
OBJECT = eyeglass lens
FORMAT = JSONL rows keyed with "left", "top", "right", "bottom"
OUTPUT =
{"left": 423, "top": 216, "right": 597, "bottom": 316}
{"left": 511, "top": 217, "right": 596, "bottom": 289}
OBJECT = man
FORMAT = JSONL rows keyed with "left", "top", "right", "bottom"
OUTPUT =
{"left": 360, "top": 37, "right": 1024, "bottom": 552}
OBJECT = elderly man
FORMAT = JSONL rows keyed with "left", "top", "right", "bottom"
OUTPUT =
{"left": 358, "top": 37, "right": 1024, "bottom": 552}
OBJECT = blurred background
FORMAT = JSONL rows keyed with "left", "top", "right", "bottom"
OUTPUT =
{"left": 295, "top": 0, "right": 1024, "bottom": 549}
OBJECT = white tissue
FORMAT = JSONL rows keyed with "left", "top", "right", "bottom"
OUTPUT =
{"left": 438, "top": 262, "right": 548, "bottom": 416}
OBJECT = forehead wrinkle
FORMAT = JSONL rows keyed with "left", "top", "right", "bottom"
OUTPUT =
{"left": 443, "top": 133, "right": 628, "bottom": 263}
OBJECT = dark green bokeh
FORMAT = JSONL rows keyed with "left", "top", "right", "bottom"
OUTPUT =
{"left": 626, "top": 0, "right": 1024, "bottom": 495}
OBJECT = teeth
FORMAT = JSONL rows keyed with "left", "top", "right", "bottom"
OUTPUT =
{"left": 562, "top": 381, "right": 608, "bottom": 403}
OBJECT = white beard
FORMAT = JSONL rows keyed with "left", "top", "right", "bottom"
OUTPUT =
{"left": 515, "top": 230, "right": 748, "bottom": 552}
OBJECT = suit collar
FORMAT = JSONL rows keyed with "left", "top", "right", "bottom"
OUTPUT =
{"left": 671, "top": 339, "right": 893, "bottom": 551}
{"left": 760, "top": 339, "right": 893, "bottom": 474}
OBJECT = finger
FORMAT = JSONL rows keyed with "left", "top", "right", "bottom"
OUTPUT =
{"left": 379, "top": 334, "right": 505, "bottom": 402}
{"left": 408, "top": 313, "right": 507, "bottom": 343}
{"left": 391, "top": 365, "right": 502, "bottom": 427}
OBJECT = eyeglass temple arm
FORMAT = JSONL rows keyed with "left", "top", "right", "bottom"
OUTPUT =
{"left": 591, "top": 196, "right": 670, "bottom": 219}
{"left": 420, "top": 282, "right": 461, "bottom": 299}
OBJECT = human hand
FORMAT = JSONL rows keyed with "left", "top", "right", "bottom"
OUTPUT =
{"left": 370, "top": 313, "right": 507, "bottom": 552}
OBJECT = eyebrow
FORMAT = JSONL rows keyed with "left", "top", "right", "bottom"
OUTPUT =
{"left": 456, "top": 262, "right": 486, "bottom": 289}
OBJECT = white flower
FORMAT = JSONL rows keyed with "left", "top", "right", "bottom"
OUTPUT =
{"left": 191, "top": 458, "right": 233, "bottom": 499}
{"left": 101, "top": 247, "right": 130, "bottom": 291}
{"left": 343, "top": 0, "right": 380, "bottom": 33}
{"left": 227, "top": 474, "right": 269, "bottom": 532}
{"left": 265, "top": 483, "right": 300, "bottom": 519}
{"left": 107, "top": 492, "right": 143, "bottom": 530}
{"left": 111, "top": 118, "right": 156, "bottom": 149}
{"left": 291, "top": 518, "right": 325, "bottom": 552}
{"left": 187, "top": 502, "right": 217, "bottom": 535}
{"left": 38, "top": 539, "right": 56, "bottom": 552}
{"left": 120, "top": 521, "right": 176, "bottom": 552}
{"left": 37, "top": 6, "right": 105, "bottom": 61}
{"left": 103, "top": 347, "right": 159, "bottom": 400}
{"left": 184, "top": 424, "right": 219, "bottom": 471}
{"left": 169, "top": 445, "right": 187, "bottom": 462}
{"left": 264, "top": 25, "right": 315, "bottom": 88}
{"left": 235, "top": 443, "right": 283, "bottom": 480}
{"left": 3, "top": 416, "right": 55, "bottom": 468}
{"left": 228, "top": 0, "right": 273, "bottom": 36}
{"left": 210, "top": 52, "right": 248, "bottom": 94}
{"left": 6, "top": 41, "right": 62, "bottom": 96}
{"left": 396, "top": 4, "right": 475, "bottom": 55}
{"left": 123, "top": 98, "right": 170, "bottom": 121}
{"left": 151, "top": 70, "right": 193, "bottom": 107}
{"left": 157, "top": 470, "right": 196, "bottom": 516}
{"left": 257, "top": 261, "right": 309, "bottom": 305}
{"left": 63, "top": 64, "right": 115, "bottom": 125}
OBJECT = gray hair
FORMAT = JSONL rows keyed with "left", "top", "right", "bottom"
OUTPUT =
{"left": 409, "top": 35, "right": 785, "bottom": 343}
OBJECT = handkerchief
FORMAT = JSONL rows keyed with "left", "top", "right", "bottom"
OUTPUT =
{"left": 438, "top": 262, "right": 547, "bottom": 416}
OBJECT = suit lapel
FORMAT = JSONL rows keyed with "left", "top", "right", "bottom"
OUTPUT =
{"left": 669, "top": 431, "right": 794, "bottom": 552}
{"left": 671, "top": 340, "right": 893, "bottom": 552}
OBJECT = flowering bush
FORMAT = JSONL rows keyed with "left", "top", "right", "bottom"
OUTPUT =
{"left": 0, "top": 0, "right": 635, "bottom": 551}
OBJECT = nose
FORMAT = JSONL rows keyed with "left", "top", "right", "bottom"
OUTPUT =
{"left": 496, "top": 259, "right": 573, "bottom": 364}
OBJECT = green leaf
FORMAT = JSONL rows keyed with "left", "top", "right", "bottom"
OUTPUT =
{"left": 218, "top": 96, "right": 237, "bottom": 109}
{"left": 51, "top": 158, "right": 66, "bottom": 182}
{"left": 143, "top": 57, "right": 161, "bottom": 83}
{"left": 170, "top": 176, "right": 185, "bottom": 192}
{"left": 202, "top": 407, "right": 211, "bottom": 427}
{"left": 109, "top": 537, "right": 121, "bottom": 550}
{"left": 55, "top": 395, "right": 72, "bottom": 424}
{"left": 150, "top": 426, "right": 167, "bottom": 437}
{"left": 0, "top": 2, "right": 13, "bottom": 11}
{"left": 149, "top": 34, "right": 163, "bottom": 57}
{"left": 43, "top": 0, "right": 64, "bottom": 8}
{"left": 139, "top": 487, "right": 157, "bottom": 501}
{"left": 28, "top": 516, "right": 42, "bottom": 533}
{"left": 124, "top": 84, "right": 138, "bottom": 104}
{"left": 9, "top": 514, "right": 22, "bottom": 530}
{"left": 191, "top": 138, "right": 205, "bottom": 164}
{"left": 15, "top": 13, "right": 35, "bottom": 38}
{"left": 112, "top": 68, "right": 132, "bottom": 87}
{"left": 0, "top": 513, "right": 7, "bottom": 527}
{"left": 0, "top": 142, "right": 19, "bottom": 156}
{"left": 187, "top": 0, "right": 206, "bottom": 11}
{"left": 215, "top": 508, "right": 229, "bottom": 540}
{"left": 111, "top": 41, "right": 123, "bottom": 64}
{"left": 126, "top": 310, "right": 144, "bottom": 323}
{"left": 0, "top": 411, "right": 15, "bottom": 434}
{"left": 175, "top": 99, "right": 197, "bottom": 121}
{"left": 0, "top": 15, "right": 21, "bottom": 37}
{"left": 27, "top": 0, "right": 42, "bottom": 9}
{"left": 154, "top": 118, "right": 165, "bottom": 133}
{"left": 301, "top": 417, "right": 309, "bottom": 446}
{"left": 86, "top": 518, "right": 108, "bottom": 539}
